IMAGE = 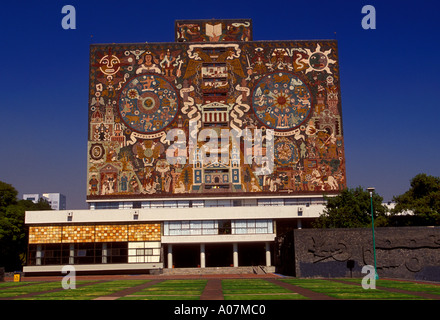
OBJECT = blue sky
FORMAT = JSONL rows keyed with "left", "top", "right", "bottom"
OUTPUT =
{"left": 0, "top": 0, "right": 439, "bottom": 209}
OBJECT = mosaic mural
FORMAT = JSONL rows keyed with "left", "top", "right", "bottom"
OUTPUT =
{"left": 175, "top": 19, "right": 252, "bottom": 42}
{"left": 87, "top": 19, "right": 346, "bottom": 200}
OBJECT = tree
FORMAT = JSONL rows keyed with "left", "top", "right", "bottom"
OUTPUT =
{"left": 391, "top": 173, "right": 440, "bottom": 226}
{"left": 0, "top": 181, "right": 52, "bottom": 271}
{"left": 0, "top": 181, "right": 18, "bottom": 208}
{"left": 313, "top": 186, "right": 388, "bottom": 228}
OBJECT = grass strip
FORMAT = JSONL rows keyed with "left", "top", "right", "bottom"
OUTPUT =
{"left": 341, "top": 278, "right": 440, "bottom": 296}
{"left": 120, "top": 295, "right": 200, "bottom": 300}
{"left": 122, "top": 280, "right": 207, "bottom": 300}
{"left": 281, "top": 279, "right": 425, "bottom": 300}
{"left": 0, "top": 281, "right": 68, "bottom": 298}
{"left": 222, "top": 279, "right": 291, "bottom": 294}
{"left": 17, "top": 280, "right": 150, "bottom": 300}
{"left": 224, "top": 293, "right": 306, "bottom": 300}
{"left": 0, "top": 281, "right": 44, "bottom": 289}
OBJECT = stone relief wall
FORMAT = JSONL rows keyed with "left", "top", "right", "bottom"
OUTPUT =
{"left": 279, "top": 227, "right": 440, "bottom": 282}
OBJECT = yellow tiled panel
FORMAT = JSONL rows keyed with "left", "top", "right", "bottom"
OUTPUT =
{"left": 29, "top": 223, "right": 161, "bottom": 244}
{"left": 95, "top": 224, "right": 128, "bottom": 242}
{"left": 29, "top": 226, "right": 62, "bottom": 244}
{"left": 128, "top": 224, "right": 161, "bottom": 241}
{"left": 62, "top": 225, "right": 95, "bottom": 243}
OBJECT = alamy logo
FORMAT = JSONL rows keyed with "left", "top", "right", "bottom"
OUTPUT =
{"left": 165, "top": 123, "right": 275, "bottom": 176}
{"left": 61, "top": 5, "right": 76, "bottom": 30}
{"left": 361, "top": 5, "right": 376, "bottom": 30}
{"left": 361, "top": 265, "right": 376, "bottom": 289}
{"left": 61, "top": 265, "right": 76, "bottom": 289}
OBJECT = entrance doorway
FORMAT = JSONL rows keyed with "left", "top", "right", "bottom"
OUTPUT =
{"left": 168, "top": 244, "right": 199, "bottom": 268}
{"left": 205, "top": 243, "right": 233, "bottom": 267}
{"left": 238, "top": 242, "right": 267, "bottom": 266}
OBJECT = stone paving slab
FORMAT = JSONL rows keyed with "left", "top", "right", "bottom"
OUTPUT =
{"left": 200, "top": 279, "right": 224, "bottom": 300}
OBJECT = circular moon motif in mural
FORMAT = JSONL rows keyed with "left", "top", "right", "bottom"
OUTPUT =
{"left": 252, "top": 72, "right": 312, "bottom": 131}
{"left": 119, "top": 74, "right": 179, "bottom": 134}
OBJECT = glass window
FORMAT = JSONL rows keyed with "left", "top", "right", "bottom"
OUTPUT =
{"left": 192, "top": 200, "right": 205, "bottom": 208}
{"left": 150, "top": 201, "right": 164, "bottom": 209}
{"left": 218, "top": 220, "right": 231, "bottom": 234}
{"left": 178, "top": 201, "right": 190, "bottom": 208}
{"left": 190, "top": 221, "right": 202, "bottom": 235}
{"left": 95, "top": 202, "right": 119, "bottom": 209}
{"left": 257, "top": 199, "right": 271, "bottom": 206}
{"left": 133, "top": 201, "right": 142, "bottom": 209}
{"left": 284, "top": 198, "right": 297, "bottom": 205}
{"left": 233, "top": 220, "right": 247, "bottom": 234}
{"left": 271, "top": 199, "right": 283, "bottom": 206}
{"left": 164, "top": 201, "right": 177, "bottom": 208}
{"left": 233, "top": 200, "right": 242, "bottom": 207}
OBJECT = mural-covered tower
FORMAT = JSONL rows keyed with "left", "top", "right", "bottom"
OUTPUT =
{"left": 86, "top": 18, "right": 346, "bottom": 203}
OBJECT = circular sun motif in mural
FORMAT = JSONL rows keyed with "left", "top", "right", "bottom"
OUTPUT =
{"left": 309, "top": 52, "right": 328, "bottom": 71}
{"left": 252, "top": 72, "right": 312, "bottom": 131}
{"left": 119, "top": 74, "right": 179, "bottom": 134}
{"left": 274, "top": 138, "right": 298, "bottom": 165}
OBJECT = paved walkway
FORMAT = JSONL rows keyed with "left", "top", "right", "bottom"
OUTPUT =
{"left": 200, "top": 279, "right": 224, "bottom": 300}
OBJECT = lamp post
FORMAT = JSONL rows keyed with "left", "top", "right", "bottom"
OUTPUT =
{"left": 367, "top": 187, "right": 379, "bottom": 279}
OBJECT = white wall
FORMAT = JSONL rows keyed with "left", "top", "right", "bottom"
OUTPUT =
{"left": 25, "top": 204, "right": 326, "bottom": 224}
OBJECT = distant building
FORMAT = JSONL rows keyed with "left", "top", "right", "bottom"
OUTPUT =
{"left": 22, "top": 194, "right": 40, "bottom": 204}
{"left": 23, "top": 193, "right": 66, "bottom": 210}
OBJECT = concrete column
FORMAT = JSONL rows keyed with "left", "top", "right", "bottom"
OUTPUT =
{"left": 265, "top": 242, "right": 271, "bottom": 267}
{"left": 233, "top": 243, "right": 238, "bottom": 267}
{"left": 102, "top": 243, "right": 107, "bottom": 264}
{"left": 297, "top": 219, "right": 302, "bottom": 229}
{"left": 167, "top": 244, "right": 173, "bottom": 268}
{"left": 36, "top": 245, "right": 42, "bottom": 266}
{"left": 200, "top": 244, "right": 206, "bottom": 268}
{"left": 69, "top": 244, "right": 75, "bottom": 265}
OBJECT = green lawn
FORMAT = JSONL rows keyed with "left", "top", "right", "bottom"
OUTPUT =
{"left": 222, "top": 279, "right": 306, "bottom": 300}
{"left": 120, "top": 279, "right": 207, "bottom": 300}
{"left": 15, "top": 280, "right": 149, "bottom": 300}
{"left": 0, "top": 281, "right": 44, "bottom": 288}
{"left": 340, "top": 278, "right": 440, "bottom": 296}
{"left": 1, "top": 278, "right": 438, "bottom": 300}
{"left": 0, "top": 281, "right": 87, "bottom": 298}
{"left": 280, "top": 279, "right": 431, "bottom": 300}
